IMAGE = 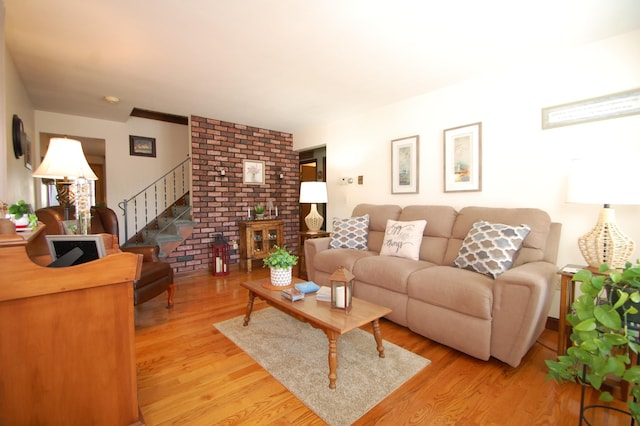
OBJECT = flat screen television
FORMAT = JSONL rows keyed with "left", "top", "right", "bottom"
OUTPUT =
{"left": 46, "top": 234, "right": 107, "bottom": 267}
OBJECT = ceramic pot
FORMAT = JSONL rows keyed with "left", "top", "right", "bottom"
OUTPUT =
{"left": 9, "top": 214, "right": 29, "bottom": 230}
{"left": 270, "top": 267, "right": 292, "bottom": 287}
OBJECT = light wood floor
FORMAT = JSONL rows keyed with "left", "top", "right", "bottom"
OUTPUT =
{"left": 134, "top": 267, "right": 632, "bottom": 425}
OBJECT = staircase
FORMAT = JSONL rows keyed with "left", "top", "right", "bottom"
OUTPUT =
{"left": 118, "top": 157, "right": 196, "bottom": 258}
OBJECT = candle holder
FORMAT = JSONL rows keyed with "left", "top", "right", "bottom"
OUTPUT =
{"left": 330, "top": 266, "right": 354, "bottom": 311}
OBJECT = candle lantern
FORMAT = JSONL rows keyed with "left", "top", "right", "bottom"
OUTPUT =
{"left": 211, "top": 234, "right": 230, "bottom": 276}
{"left": 329, "top": 266, "right": 354, "bottom": 311}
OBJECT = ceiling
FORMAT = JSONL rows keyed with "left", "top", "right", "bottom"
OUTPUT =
{"left": 5, "top": 1, "right": 640, "bottom": 134}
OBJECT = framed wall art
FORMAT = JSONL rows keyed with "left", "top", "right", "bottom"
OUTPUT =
{"left": 129, "top": 135, "right": 156, "bottom": 157}
{"left": 243, "top": 159, "right": 265, "bottom": 185}
{"left": 391, "top": 135, "right": 419, "bottom": 194}
{"left": 443, "top": 122, "right": 482, "bottom": 193}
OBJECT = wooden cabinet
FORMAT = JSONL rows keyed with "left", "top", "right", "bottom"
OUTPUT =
{"left": 239, "top": 220, "right": 284, "bottom": 272}
{"left": 0, "top": 221, "right": 143, "bottom": 425}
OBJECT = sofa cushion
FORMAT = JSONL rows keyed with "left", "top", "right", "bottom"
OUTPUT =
{"left": 408, "top": 266, "right": 494, "bottom": 319}
{"left": 313, "top": 248, "right": 377, "bottom": 274}
{"left": 452, "top": 220, "right": 531, "bottom": 278}
{"left": 380, "top": 219, "right": 427, "bottom": 260}
{"left": 353, "top": 255, "right": 433, "bottom": 293}
{"left": 329, "top": 214, "right": 370, "bottom": 250}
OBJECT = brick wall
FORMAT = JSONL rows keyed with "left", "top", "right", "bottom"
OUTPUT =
{"left": 166, "top": 116, "right": 300, "bottom": 274}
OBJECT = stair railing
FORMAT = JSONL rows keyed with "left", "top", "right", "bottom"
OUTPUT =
{"left": 118, "top": 156, "right": 191, "bottom": 245}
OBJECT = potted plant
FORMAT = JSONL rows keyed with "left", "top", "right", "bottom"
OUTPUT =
{"left": 8, "top": 200, "right": 37, "bottom": 230}
{"left": 254, "top": 204, "right": 265, "bottom": 218}
{"left": 546, "top": 261, "right": 640, "bottom": 421}
{"left": 263, "top": 245, "right": 298, "bottom": 287}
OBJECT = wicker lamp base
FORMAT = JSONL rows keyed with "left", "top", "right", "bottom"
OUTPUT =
{"left": 578, "top": 207, "right": 635, "bottom": 268}
{"left": 304, "top": 203, "right": 324, "bottom": 232}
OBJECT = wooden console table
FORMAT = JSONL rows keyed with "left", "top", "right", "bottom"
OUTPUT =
{"left": 0, "top": 222, "right": 144, "bottom": 425}
{"left": 239, "top": 219, "right": 284, "bottom": 272}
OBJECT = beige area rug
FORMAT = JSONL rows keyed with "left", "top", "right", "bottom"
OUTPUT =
{"left": 214, "top": 307, "right": 430, "bottom": 426}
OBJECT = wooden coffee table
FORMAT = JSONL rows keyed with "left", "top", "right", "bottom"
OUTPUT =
{"left": 241, "top": 277, "right": 392, "bottom": 389}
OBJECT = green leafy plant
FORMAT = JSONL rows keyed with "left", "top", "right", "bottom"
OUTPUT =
{"left": 263, "top": 245, "right": 298, "bottom": 269}
{"left": 8, "top": 200, "right": 31, "bottom": 219}
{"left": 546, "top": 261, "right": 640, "bottom": 421}
{"left": 254, "top": 204, "right": 265, "bottom": 215}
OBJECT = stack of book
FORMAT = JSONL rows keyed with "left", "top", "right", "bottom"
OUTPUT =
{"left": 316, "top": 286, "right": 331, "bottom": 302}
{"left": 281, "top": 287, "right": 304, "bottom": 302}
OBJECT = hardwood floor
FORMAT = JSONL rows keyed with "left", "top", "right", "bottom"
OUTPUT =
{"left": 134, "top": 268, "right": 632, "bottom": 425}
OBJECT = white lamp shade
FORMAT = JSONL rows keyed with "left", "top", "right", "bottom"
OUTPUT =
{"left": 567, "top": 157, "right": 640, "bottom": 206}
{"left": 299, "top": 181, "right": 327, "bottom": 203}
{"left": 33, "top": 137, "right": 98, "bottom": 180}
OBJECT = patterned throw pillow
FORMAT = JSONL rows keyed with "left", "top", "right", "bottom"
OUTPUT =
{"left": 380, "top": 219, "right": 427, "bottom": 260}
{"left": 329, "top": 214, "right": 370, "bottom": 250}
{"left": 453, "top": 221, "right": 531, "bottom": 278}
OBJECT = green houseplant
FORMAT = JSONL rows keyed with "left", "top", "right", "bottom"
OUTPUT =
{"left": 254, "top": 204, "right": 265, "bottom": 217}
{"left": 546, "top": 261, "right": 640, "bottom": 420}
{"left": 8, "top": 200, "right": 37, "bottom": 229}
{"left": 263, "top": 245, "right": 298, "bottom": 287}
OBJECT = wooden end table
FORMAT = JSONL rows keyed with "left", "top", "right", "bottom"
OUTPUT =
{"left": 241, "top": 277, "right": 392, "bottom": 389}
{"left": 297, "top": 230, "right": 330, "bottom": 279}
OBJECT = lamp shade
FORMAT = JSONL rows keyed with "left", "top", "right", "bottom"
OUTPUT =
{"left": 33, "top": 137, "right": 98, "bottom": 180}
{"left": 567, "top": 157, "right": 640, "bottom": 206}
{"left": 299, "top": 181, "right": 328, "bottom": 203}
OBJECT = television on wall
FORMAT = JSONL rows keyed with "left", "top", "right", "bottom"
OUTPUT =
{"left": 46, "top": 235, "right": 107, "bottom": 267}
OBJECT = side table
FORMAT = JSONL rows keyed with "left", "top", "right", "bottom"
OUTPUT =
{"left": 557, "top": 264, "right": 603, "bottom": 355}
{"left": 298, "top": 230, "right": 330, "bottom": 279}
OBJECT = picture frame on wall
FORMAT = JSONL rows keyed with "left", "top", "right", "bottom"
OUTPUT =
{"left": 391, "top": 135, "right": 419, "bottom": 194}
{"left": 129, "top": 135, "right": 156, "bottom": 157}
{"left": 243, "top": 159, "right": 265, "bottom": 185}
{"left": 443, "top": 122, "right": 482, "bottom": 192}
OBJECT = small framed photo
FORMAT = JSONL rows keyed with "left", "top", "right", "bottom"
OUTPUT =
{"left": 391, "top": 135, "right": 419, "bottom": 194}
{"left": 129, "top": 135, "right": 156, "bottom": 157}
{"left": 243, "top": 159, "right": 265, "bottom": 185}
{"left": 443, "top": 122, "right": 482, "bottom": 192}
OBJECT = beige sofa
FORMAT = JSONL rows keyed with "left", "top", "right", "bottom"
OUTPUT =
{"left": 305, "top": 204, "right": 561, "bottom": 367}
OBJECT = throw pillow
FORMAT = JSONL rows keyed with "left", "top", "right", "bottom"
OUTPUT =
{"left": 329, "top": 214, "right": 370, "bottom": 250}
{"left": 453, "top": 220, "right": 531, "bottom": 278}
{"left": 380, "top": 219, "right": 427, "bottom": 260}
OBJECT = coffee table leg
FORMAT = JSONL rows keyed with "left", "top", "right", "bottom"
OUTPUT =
{"left": 325, "top": 330, "right": 338, "bottom": 389}
{"left": 372, "top": 319, "right": 385, "bottom": 358}
{"left": 243, "top": 291, "right": 256, "bottom": 326}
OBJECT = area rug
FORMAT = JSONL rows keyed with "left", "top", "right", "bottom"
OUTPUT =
{"left": 214, "top": 307, "right": 430, "bottom": 425}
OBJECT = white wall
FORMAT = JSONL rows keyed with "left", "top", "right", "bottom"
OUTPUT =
{"left": 293, "top": 30, "right": 640, "bottom": 318}
{"left": 3, "top": 41, "right": 35, "bottom": 206}
{"left": 34, "top": 111, "right": 190, "bottom": 239}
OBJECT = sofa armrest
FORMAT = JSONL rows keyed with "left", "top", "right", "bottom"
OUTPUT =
{"left": 121, "top": 245, "right": 160, "bottom": 263}
{"left": 304, "top": 237, "right": 331, "bottom": 282}
{"left": 490, "top": 261, "right": 558, "bottom": 367}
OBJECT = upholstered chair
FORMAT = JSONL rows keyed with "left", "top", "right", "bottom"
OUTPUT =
{"left": 28, "top": 206, "right": 174, "bottom": 308}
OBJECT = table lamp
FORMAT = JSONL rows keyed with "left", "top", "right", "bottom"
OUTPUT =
{"left": 299, "top": 181, "right": 328, "bottom": 232}
{"left": 567, "top": 157, "right": 640, "bottom": 268}
{"left": 33, "top": 137, "right": 98, "bottom": 233}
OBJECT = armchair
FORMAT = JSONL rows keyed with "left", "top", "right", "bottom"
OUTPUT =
{"left": 28, "top": 206, "right": 174, "bottom": 308}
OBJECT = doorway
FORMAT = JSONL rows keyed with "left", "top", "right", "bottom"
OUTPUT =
{"left": 299, "top": 147, "right": 326, "bottom": 231}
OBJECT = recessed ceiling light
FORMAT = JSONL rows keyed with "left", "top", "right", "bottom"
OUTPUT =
{"left": 103, "top": 95, "right": 120, "bottom": 104}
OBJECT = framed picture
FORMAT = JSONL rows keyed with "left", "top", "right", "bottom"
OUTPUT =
{"left": 391, "top": 135, "right": 419, "bottom": 194}
{"left": 443, "top": 122, "right": 482, "bottom": 192}
{"left": 129, "top": 135, "right": 156, "bottom": 157}
{"left": 542, "top": 88, "right": 640, "bottom": 129}
{"left": 243, "top": 159, "right": 265, "bottom": 185}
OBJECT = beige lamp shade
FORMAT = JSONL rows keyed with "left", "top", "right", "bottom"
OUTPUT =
{"left": 567, "top": 157, "right": 640, "bottom": 268}
{"left": 33, "top": 137, "right": 98, "bottom": 180}
{"left": 300, "top": 181, "right": 328, "bottom": 232}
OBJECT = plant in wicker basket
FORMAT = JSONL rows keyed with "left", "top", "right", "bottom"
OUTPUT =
{"left": 546, "top": 261, "right": 640, "bottom": 421}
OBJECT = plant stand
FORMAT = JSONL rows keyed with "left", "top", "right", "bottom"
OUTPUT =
{"left": 580, "top": 363, "right": 635, "bottom": 425}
